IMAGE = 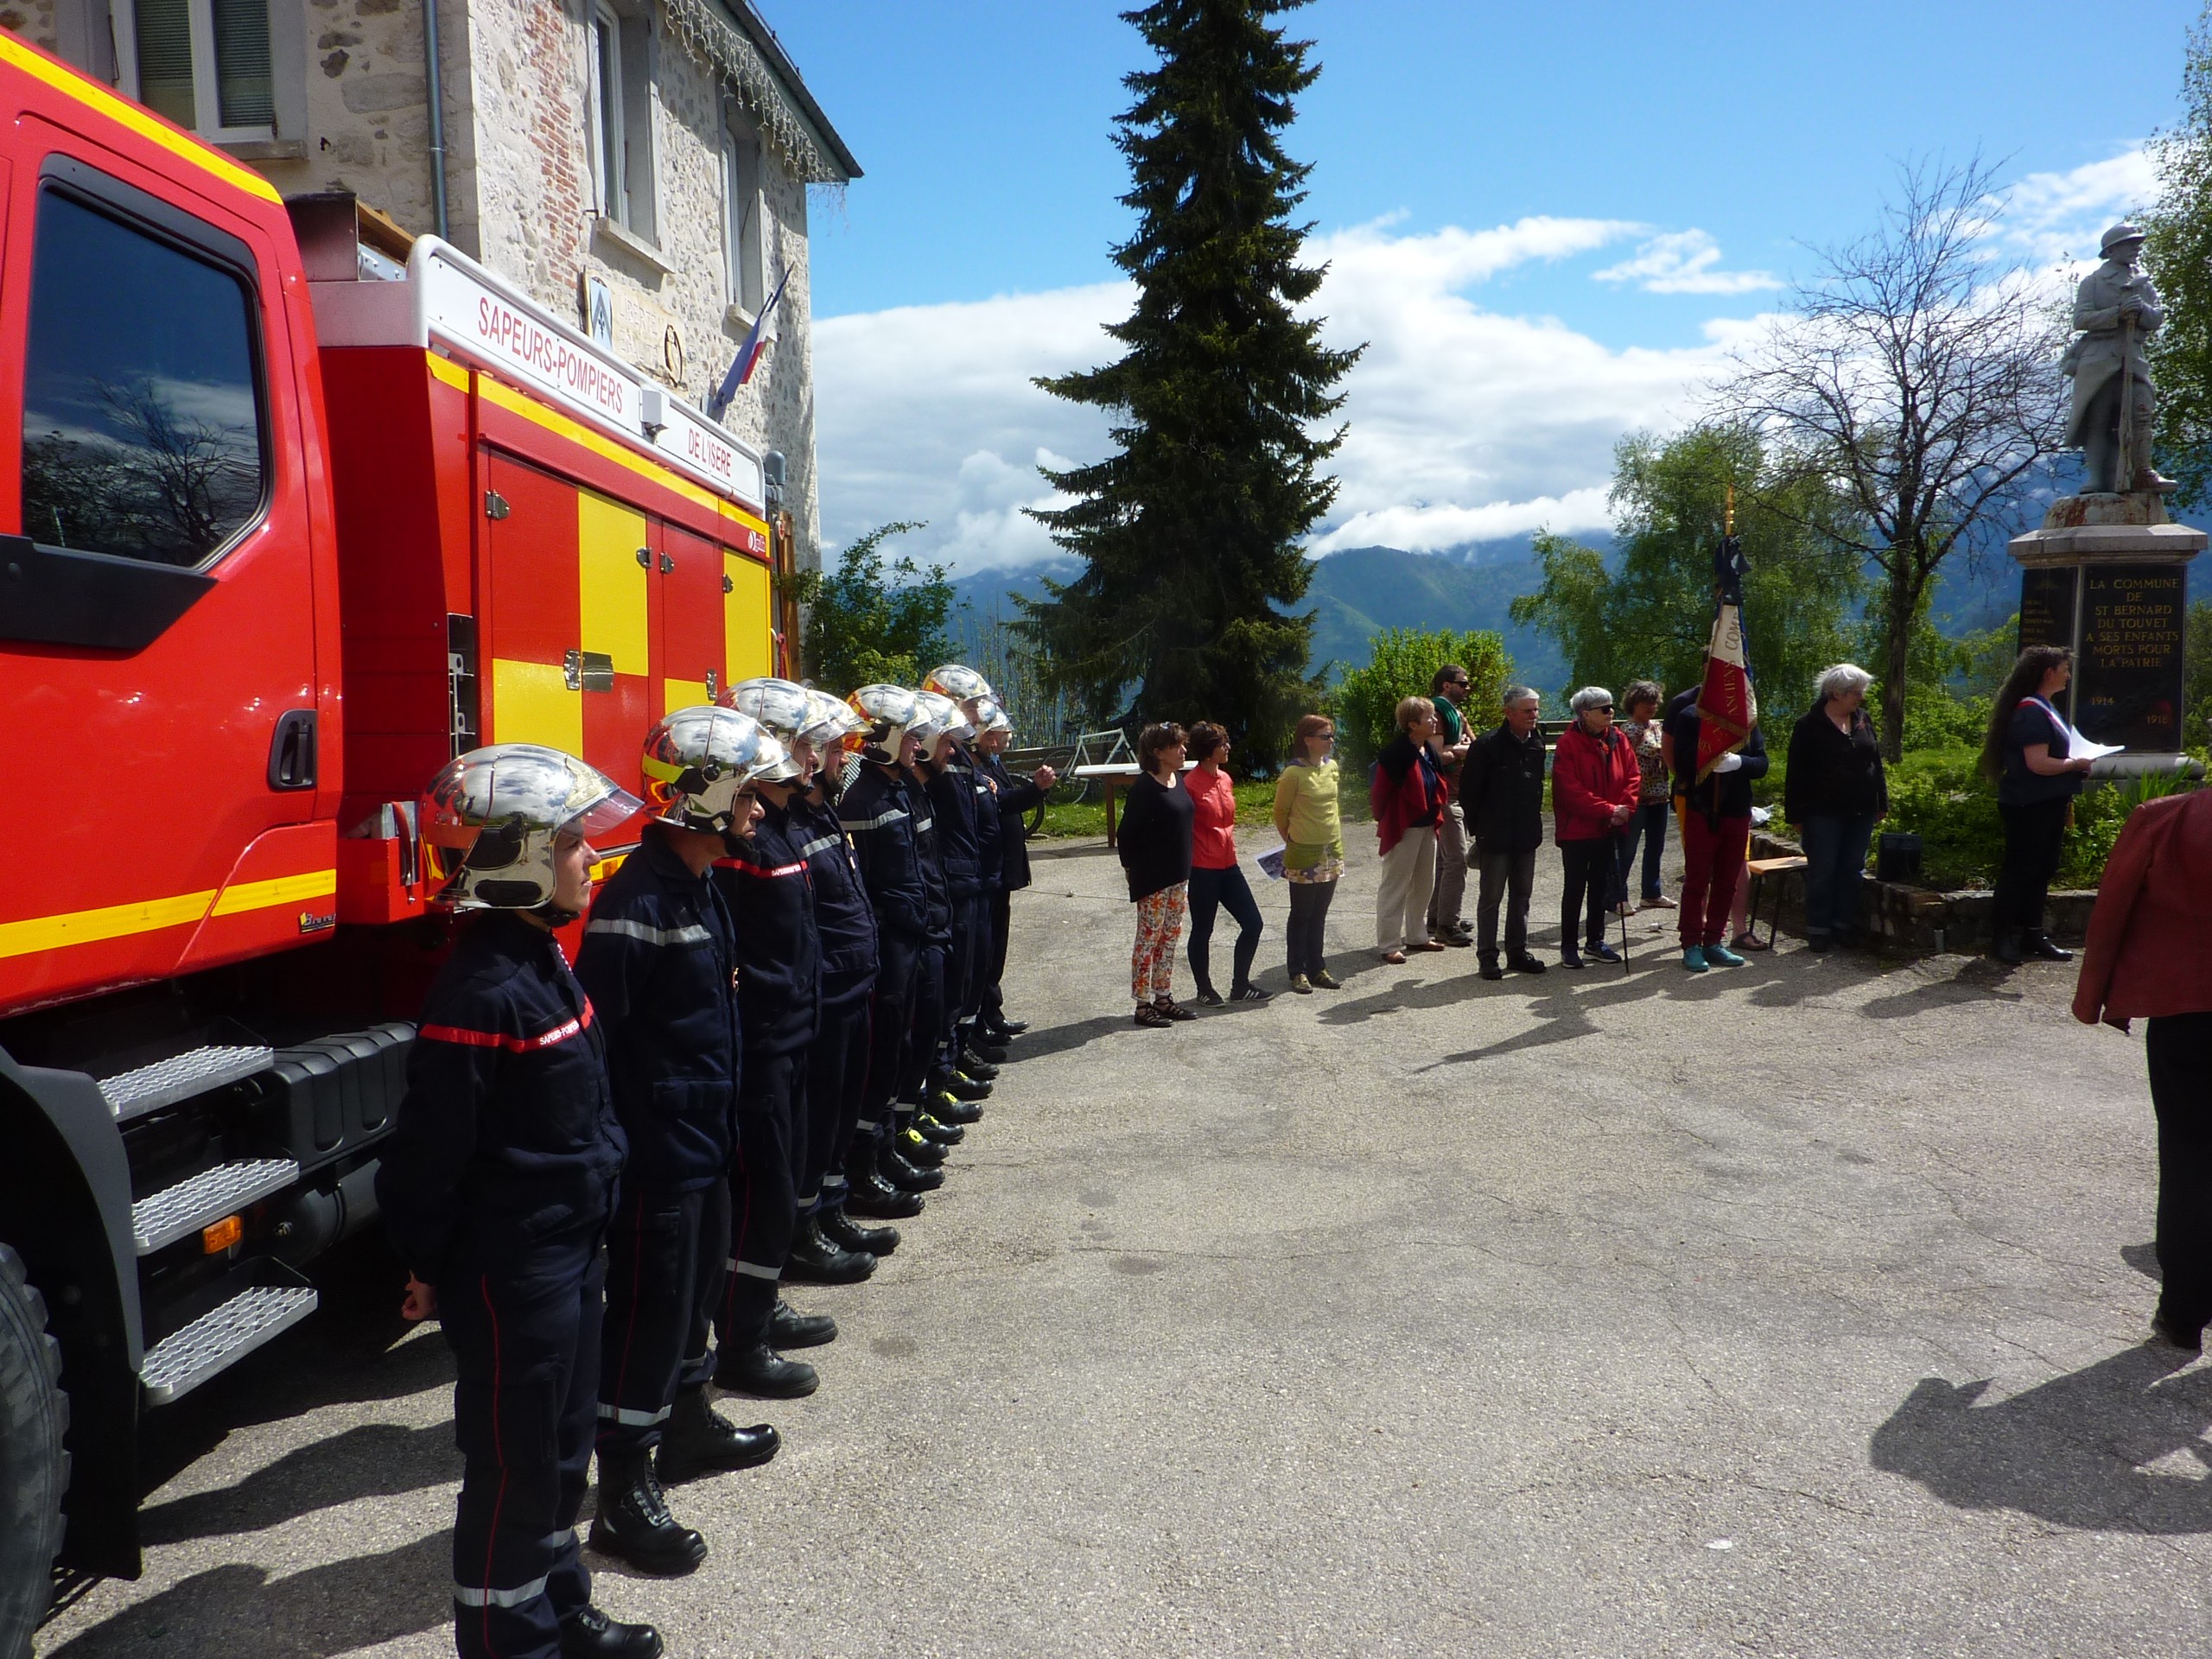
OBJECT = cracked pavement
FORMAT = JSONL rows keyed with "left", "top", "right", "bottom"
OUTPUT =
{"left": 37, "top": 834, "right": 2209, "bottom": 1657}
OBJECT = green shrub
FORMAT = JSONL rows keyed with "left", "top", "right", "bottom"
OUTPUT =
{"left": 1332, "top": 627, "right": 1513, "bottom": 768}
{"left": 1879, "top": 751, "right": 2201, "bottom": 889}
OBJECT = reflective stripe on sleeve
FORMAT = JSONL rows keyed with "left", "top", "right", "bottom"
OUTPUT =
{"left": 840, "top": 809, "right": 906, "bottom": 831}
{"left": 596, "top": 1402, "right": 673, "bottom": 1427}
{"left": 586, "top": 918, "right": 712, "bottom": 947}
{"left": 728, "top": 1257, "right": 781, "bottom": 1281}
{"left": 797, "top": 833, "right": 842, "bottom": 859}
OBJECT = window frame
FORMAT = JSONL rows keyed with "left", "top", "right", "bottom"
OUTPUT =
{"left": 108, "top": 0, "right": 277, "bottom": 145}
{"left": 721, "top": 111, "right": 766, "bottom": 317}
{"left": 587, "top": 3, "right": 658, "bottom": 244}
{"left": 587, "top": 2, "right": 624, "bottom": 221}
{"left": 22, "top": 154, "right": 276, "bottom": 576}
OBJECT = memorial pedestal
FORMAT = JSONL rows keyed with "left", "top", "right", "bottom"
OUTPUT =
{"left": 2007, "top": 492, "right": 2203, "bottom": 774}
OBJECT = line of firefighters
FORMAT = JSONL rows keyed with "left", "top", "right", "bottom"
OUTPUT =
{"left": 372, "top": 666, "right": 1053, "bottom": 1659}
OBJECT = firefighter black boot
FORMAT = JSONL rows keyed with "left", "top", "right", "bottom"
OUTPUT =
{"left": 559, "top": 1605, "right": 663, "bottom": 1659}
{"left": 589, "top": 1447, "right": 707, "bottom": 1575}
{"left": 654, "top": 1388, "right": 779, "bottom": 1485}
{"left": 822, "top": 1204, "right": 901, "bottom": 1255}
{"left": 782, "top": 1211, "right": 876, "bottom": 1285}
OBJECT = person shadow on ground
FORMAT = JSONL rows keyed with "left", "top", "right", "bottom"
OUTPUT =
{"left": 1870, "top": 1342, "right": 2212, "bottom": 1532}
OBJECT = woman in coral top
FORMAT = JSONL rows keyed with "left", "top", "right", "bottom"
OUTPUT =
{"left": 1183, "top": 722, "right": 1268, "bottom": 1006}
{"left": 2074, "top": 785, "right": 2212, "bottom": 1351}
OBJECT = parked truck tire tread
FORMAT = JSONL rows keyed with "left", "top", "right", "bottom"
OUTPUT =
{"left": 0, "top": 1242, "right": 67, "bottom": 1659}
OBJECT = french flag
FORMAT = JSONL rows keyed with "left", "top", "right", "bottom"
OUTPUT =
{"left": 1695, "top": 531, "right": 1758, "bottom": 781}
{"left": 709, "top": 266, "right": 792, "bottom": 420}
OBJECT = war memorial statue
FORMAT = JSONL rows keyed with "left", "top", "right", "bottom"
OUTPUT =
{"left": 2061, "top": 221, "right": 2175, "bottom": 496}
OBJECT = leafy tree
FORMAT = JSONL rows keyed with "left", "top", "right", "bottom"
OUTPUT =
{"left": 1331, "top": 627, "right": 1513, "bottom": 767}
{"left": 1015, "top": 0, "right": 1362, "bottom": 766}
{"left": 1722, "top": 157, "right": 2065, "bottom": 760}
{"left": 791, "top": 520, "right": 953, "bottom": 691}
{"left": 1509, "top": 424, "right": 1863, "bottom": 731}
{"left": 2146, "top": 10, "right": 2212, "bottom": 507}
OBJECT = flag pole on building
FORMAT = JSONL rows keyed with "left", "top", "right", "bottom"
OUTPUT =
{"left": 709, "top": 266, "right": 793, "bottom": 423}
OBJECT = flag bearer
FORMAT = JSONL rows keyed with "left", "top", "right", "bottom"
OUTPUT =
{"left": 376, "top": 744, "right": 660, "bottom": 1659}
{"left": 575, "top": 709, "right": 783, "bottom": 1577}
{"left": 710, "top": 723, "right": 830, "bottom": 1397}
{"left": 837, "top": 685, "right": 938, "bottom": 1215}
{"left": 727, "top": 680, "right": 881, "bottom": 1282}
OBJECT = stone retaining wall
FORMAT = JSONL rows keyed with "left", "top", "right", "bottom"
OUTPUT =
{"left": 1746, "top": 831, "right": 2096, "bottom": 955}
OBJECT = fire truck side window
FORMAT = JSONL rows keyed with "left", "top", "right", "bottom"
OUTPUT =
{"left": 20, "top": 188, "right": 267, "bottom": 569}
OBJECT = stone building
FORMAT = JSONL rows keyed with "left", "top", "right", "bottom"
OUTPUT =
{"left": 11, "top": 0, "right": 857, "bottom": 574}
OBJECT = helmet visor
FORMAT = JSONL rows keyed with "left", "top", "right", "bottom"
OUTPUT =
{"left": 563, "top": 785, "right": 647, "bottom": 847}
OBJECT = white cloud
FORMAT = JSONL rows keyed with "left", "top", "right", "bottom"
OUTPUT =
{"left": 1989, "top": 146, "right": 2154, "bottom": 270}
{"left": 1593, "top": 229, "right": 1780, "bottom": 296}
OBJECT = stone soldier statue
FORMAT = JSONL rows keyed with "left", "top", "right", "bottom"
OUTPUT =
{"left": 2062, "top": 221, "right": 2174, "bottom": 494}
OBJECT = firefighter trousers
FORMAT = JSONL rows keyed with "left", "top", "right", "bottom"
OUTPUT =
{"left": 595, "top": 1180, "right": 721, "bottom": 1456}
{"left": 805, "top": 977, "right": 873, "bottom": 1211}
{"left": 852, "top": 931, "right": 919, "bottom": 1178}
{"left": 717, "top": 1052, "right": 800, "bottom": 1351}
{"left": 983, "top": 887, "right": 1012, "bottom": 1022}
{"left": 439, "top": 1224, "right": 602, "bottom": 1659}
{"left": 901, "top": 943, "right": 948, "bottom": 1103}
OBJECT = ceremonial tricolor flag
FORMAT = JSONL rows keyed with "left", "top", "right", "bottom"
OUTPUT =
{"left": 1694, "top": 531, "right": 1757, "bottom": 782}
{"left": 708, "top": 266, "right": 792, "bottom": 421}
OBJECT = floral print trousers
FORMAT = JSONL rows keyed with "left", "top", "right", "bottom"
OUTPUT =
{"left": 1132, "top": 882, "right": 1189, "bottom": 1004}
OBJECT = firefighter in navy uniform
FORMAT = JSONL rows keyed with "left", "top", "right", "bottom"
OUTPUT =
{"left": 375, "top": 744, "right": 659, "bottom": 1659}
{"left": 727, "top": 680, "right": 882, "bottom": 1281}
{"left": 836, "top": 685, "right": 938, "bottom": 1215}
{"left": 971, "top": 696, "right": 1054, "bottom": 1044}
{"left": 897, "top": 692, "right": 980, "bottom": 1179}
{"left": 924, "top": 666, "right": 1017, "bottom": 1071}
{"left": 574, "top": 708, "right": 783, "bottom": 1579}
{"left": 709, "top": 725, "right": 830, "bottom": 1397}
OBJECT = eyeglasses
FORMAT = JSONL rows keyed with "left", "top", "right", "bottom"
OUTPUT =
{"left": 1593, "top": 704, "right": 1614, "bottom": 713}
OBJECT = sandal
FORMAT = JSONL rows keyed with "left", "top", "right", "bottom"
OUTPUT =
{"left": 1154, "top": 1000, "right": 1198, "bottom": 1022}
{"left": 1382, "top": 949, "right": 1408, "bottom": 964}
{"left": 1729, "top": 933, "right": 1772, "bottom": 952}
{"left": 1134, "top": 1004, "right": 1172, "bottom": 1028}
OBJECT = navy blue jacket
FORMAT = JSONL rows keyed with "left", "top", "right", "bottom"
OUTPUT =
{"left": 979, "top": 751, "right": 1046, "bottom": 893}
{"left": 906, "top": 771, "right": 957, "bottom": 945}
{"left": 714, "top": 796, "right": 823, "bottom": 1060}
{"left": 922, "top": 756, "right": 985, "bottom": 900}
{"left": 572, "top": 828, "right": 740, "bottom": 1192}
{"left": 793, "top": 789, "right": 879, "bottom": 998}
{"left": 840, "top": 762, "right": 930, "bottom": 943}
{"left": 377, "top": 912, "right": 625, "bottom": 1283}
{"left": 962, "top": 747, "right": 1005, "bottom": 890}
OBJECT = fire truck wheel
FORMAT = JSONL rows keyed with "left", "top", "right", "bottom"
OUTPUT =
{"left": 0, "top": 1243, "right": 66, "bottom": 1659}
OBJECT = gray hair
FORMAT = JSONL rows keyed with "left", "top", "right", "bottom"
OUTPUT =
{"left": 1501, "top": 684, "right": 1540, "bottom": 710}
{"left": 1569, "top": 685, "right": 1613, "bottom": 715}
{"left": 1815, "top": 663, "right": 1873, "bottom": 704}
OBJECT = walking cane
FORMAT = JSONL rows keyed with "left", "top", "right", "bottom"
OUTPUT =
{"left": 1616, "top": 849, "right": 1632, "bottom": 975}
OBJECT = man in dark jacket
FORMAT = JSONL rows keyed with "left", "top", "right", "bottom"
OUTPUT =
{"left": 377, "top": 744, "right": 659, "bottom": 1659}
{"left": 838, "top": 685, "right": 941, "bottom": 1215}
{"left": 1461, "top": 686, "right": 1550, "bottom": 981}
{"left": 974, "top": 700, "right": 1054, "bottom": 1042}
{"left": 1662, "top": 684, "right": 1770, "bottom": 971}
{"left": 575, "top": 709, "right": 781, "bottom": 1576}
{"left": 710, "top": 741, "right": 828, "bottom": 1398}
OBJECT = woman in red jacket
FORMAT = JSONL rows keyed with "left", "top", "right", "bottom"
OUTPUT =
{"left": 2073, "top": 786, "right": 2212, "bottom": 1351}
{"left": 1371, "top": 696, "right": 1450, "bottom": 963}
{"left": 1551, "top": 686, "right": 1642, "bottom": 968}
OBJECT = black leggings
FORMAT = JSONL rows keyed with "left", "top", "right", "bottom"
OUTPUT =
{"left": 1286, "top": 880, "right": 1337, "bottom": 980}
{"left": 2151, "top": 1014, "right": 2212, "bottom": 1333}
{"left": 1994, "top": 798, "right": 2069, "bottom": 936}
{"left": 1188, "top": 864, "right": 1264, "bottom": 994}
{"left": 1559, "top": 838, "right": 1616, "bottom": 954}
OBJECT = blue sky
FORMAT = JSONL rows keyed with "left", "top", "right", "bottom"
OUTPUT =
{"left": 760, "top": 0, "right": 2198, "bottom": 571}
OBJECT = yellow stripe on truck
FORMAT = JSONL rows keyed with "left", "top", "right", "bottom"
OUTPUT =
{"left": 0, "top": 890, "right": 219, "bottom": 960}
{"left": 210, "top": 869, "right": 340, "bottom": 916}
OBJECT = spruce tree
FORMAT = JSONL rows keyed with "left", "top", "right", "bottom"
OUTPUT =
{"left": 1017, "top": 0, "right": 1359, "bottom": 764}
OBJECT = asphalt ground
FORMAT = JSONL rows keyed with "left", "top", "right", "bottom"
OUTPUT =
{"left": 36, "top": 830, "right": 2209, "bottom": 1658}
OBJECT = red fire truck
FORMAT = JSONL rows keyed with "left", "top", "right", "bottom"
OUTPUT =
{"left": 0, "top": 32, "right": 787, "bottom": 1647}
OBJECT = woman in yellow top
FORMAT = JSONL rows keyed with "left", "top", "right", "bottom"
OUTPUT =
{"left": 1272, "top": 713, "right": 1344, "bottom": 993}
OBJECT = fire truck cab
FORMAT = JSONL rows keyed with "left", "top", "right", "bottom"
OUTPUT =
{"left": 0, "top": 32, "right": 782, "bottom": 1647}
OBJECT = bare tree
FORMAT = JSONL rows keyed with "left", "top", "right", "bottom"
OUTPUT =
{"left": 1721, "top": 157, "right": 2066, "bottom": 759}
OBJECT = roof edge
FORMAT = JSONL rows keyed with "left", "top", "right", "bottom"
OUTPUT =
{"left": 715, "top": 0, "right": 862, "bottom": 181}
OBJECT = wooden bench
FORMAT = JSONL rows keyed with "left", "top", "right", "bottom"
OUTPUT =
{"left": 1744, "top": 855, "right": 1809, "bottom": 948}
{"left": 1073, "top": 760, "right": 1196, "bottom": 849}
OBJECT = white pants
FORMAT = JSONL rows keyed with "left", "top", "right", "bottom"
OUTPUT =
{"left": 1376, "top": 830, "right": 1438, "bottom": 952}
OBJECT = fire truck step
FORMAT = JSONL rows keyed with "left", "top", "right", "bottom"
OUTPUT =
{"left": 139, "top": 1279, "right": 319, "bottom": 1405}
{"left": 131, "top": 1160, "right": 302, "bottom": 1255}
{"left": 100, "top": 1044, "right": 276, "bottom": 1122}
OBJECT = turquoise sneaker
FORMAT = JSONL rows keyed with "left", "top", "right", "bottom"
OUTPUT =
{"left": 1682, "top": 945, "right": 1709, "bottom": 973}
{"left": 1707, "top": 943, "right": 1746, "bottom": 968}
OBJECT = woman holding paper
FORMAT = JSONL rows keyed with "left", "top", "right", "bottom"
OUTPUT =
{"left": 1184, "top": 722, "right": 1268, "bottom": 1006}
{"left": 1982, "top": 645, "right": 2098, "bottom": 965}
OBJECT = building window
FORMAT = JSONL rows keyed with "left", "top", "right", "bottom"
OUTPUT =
{"left": 721, "top": 116, "right": 766, "bottom": 315}
{"left": 588, "top": 3, "right": 657, "bottom": 244}
{"left": 110, "top": 0, "right": 275, "bottom": 142}
{"left": 22, "top": 187, "right": 268, "bottom": 568}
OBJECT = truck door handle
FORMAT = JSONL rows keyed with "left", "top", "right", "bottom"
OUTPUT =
{"left": 268, "top": 709, "right": 318, "bottom": 791}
